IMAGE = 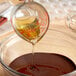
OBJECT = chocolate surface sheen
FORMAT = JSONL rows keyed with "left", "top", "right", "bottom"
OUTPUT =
{"left": 9, "top": 53, "right": 76, "bottom": 76}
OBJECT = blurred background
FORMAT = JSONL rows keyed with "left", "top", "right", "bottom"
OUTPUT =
{"left": 0, "top": 0, "right": 76, "bottom": 36}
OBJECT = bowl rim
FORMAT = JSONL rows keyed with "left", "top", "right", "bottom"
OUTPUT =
{"left": 0, "top": 33, "right": 76, "bottom": 76}
{"left": 0, "top": 33, "right": 27, "bottom": 76}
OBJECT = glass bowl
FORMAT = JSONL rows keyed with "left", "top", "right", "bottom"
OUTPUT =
{"left": 0, "top": 29, "right": 76, "bottom": 76}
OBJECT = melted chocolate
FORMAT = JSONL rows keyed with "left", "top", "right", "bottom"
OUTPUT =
{"left": 9, "top": 53, "right": 76, "bottom": 76}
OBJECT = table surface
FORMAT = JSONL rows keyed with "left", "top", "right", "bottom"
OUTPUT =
{"left": 0, "top": 19, "right": 76, "bottom": 76}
